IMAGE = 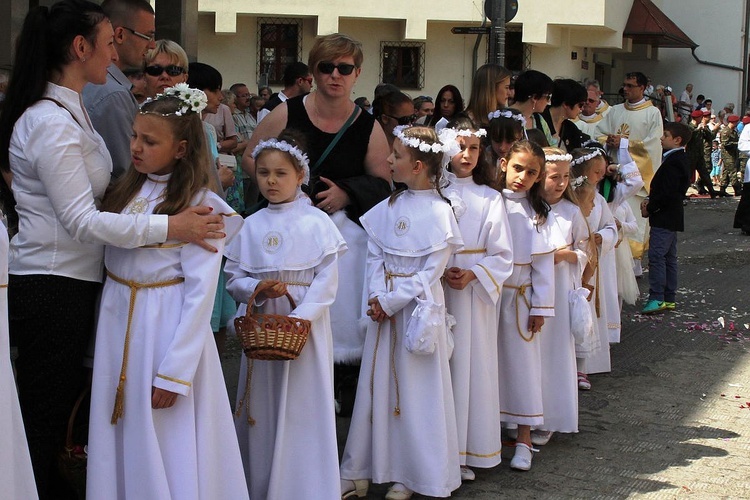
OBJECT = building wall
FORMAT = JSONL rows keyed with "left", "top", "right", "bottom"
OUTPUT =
{"left": 197, "top": 14, "right": 484, "bottom": 101}
{"left": 193, "top": 0, "right": 748, "bottom": 111}
{"left": 637, "top": 0, "right": 746, "bottom": 112}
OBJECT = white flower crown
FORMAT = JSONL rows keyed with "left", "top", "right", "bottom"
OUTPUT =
{"left": 140, "top": 83, "right": 208, "bottom": 116}
{"left": 570, "top": 148, "right": 604, "bottom": 166}
{"left": 571, "top": 175, "right": 588, "bottom": 188}
{"left": 252, "top": 138, "right": 311, "bottom": 184}
{"left": 545, "top": 153, "right": 573, "bottom": 163}
{"left": 488, "top": 109, "right": 527, "bottom": 128}
{"left": 393, "top": 125, "right": 453, "bottom": 154}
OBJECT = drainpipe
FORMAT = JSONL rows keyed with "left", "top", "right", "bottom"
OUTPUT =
{"left": 690, "top": 49, "right": 744, "bottom": 73}
{"left": 472, "top": 18, "right": 488, "bottom": 77}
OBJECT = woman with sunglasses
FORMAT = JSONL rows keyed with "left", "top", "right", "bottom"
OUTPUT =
{"left": 143, "top": 39, "right": 188, "bottom": 98}
{"left": 540, "top": 78, "right": 590, "bottom": 151}
{"left": 240, "top": 33, "right": 390, "bottom": 498}
{"left": 373, "top": 90, "right": 416, "bottom": 147}
{"left": 512, "top": 69, "right": 555, "bottom": 146}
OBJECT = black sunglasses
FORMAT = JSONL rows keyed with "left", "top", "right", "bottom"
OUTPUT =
{"left": 384, "top": 114, "right": 416, "bottom": 126}
{"left": 317, "top": 62, "right": 356, "bottom": 75}
{"left": 144, "top": 64, "right": 186, "bottom": 77}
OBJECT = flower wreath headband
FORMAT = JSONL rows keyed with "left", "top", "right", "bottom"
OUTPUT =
{"left": 545, "top": 153, "right": 573, "bottom": 163}
{"left": 570, "top": 148, "right": 603, "bottom": 167}
{"left": 393, "top": 125, "right": 455, "bottom": 154}
{"left": 571, "top": 175, "right": 588, "bottom": 188}
{"left": 252, "top": 139, "right": 311, "bottom": 184}
{"left": 488, "top": 109, "right": 527, "bottom": 128}
{"left": 140, "top": 83, "right": 208, "bottom": 117}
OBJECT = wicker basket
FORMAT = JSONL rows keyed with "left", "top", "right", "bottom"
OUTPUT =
{"left": 235, "top": 284, "right": 311, "bottom": 360}
{"left": 57, "top": 386, "right": 89, "bottom": 500}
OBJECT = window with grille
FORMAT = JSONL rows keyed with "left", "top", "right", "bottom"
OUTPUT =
{"left": 257, "top": 19, "right": 302, "bottom": 85}
{"left": 380, "top": 42, "right": 425, "bottom": 90}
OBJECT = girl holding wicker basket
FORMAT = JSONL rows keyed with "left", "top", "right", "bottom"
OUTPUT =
{"left": 339, "top": 126, "right": 464, "bottom": 500}
{"left": 224, "top": 129, "right": 347, "bottom": 499}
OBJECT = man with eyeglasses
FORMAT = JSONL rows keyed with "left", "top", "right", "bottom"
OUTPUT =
{"left": 83, "top": 0, "right": 156, "bottom": 179}
{"left": 575, "top": 87, "right": 605, "bottom": 137}
{"left": 257, "top": 62, "right": 313, "bottom": 123}
{"left": 594, "top": 71, "right": 664, "bottom": 277}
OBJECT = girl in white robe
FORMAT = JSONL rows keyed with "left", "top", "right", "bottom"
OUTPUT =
{"left": 87, "top": 90, "right": 248, "bottom": 500}
{"left": 441, "top": 119, "right": 513, "bottom": 479}
{"left": 0, "top": 217, "right": 37, "bottom": 500}
{"left": 497, "top": 141, "right": 556, "bottom": 471}
{"left": 597, "top": 145, "right": 644, "bottom": 338}
{"left": 340, "top": 126, "right": 463, "bottom": 500}
{"left": 571, "top": 149, "right": 619, "bottom": 381}
{"left": 537, "top": 149, "right": 589, "bottom": 440}
{"left": 225, "top": 131, "right": 347, "bottom": 500}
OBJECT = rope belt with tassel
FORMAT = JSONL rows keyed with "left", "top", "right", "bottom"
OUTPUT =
{"left": 106, "top": 270, "right": 185, "bottom": 424}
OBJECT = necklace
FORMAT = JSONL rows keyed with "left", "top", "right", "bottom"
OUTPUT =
{"left": 126, "top": 177, "right": 167, "bottom": 214}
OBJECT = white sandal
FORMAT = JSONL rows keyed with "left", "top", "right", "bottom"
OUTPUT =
{"left": 510, "top": 442, "right": 539, "bottom": 471}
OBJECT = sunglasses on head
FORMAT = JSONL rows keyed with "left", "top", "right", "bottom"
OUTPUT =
{"left": 385, "top": 114, "right": 416, "bottom": 126}
{"left": 144, "top": 64, "right": 186, "bottom": 77}
{"left": 317, "top": 62, "right": 356, "bottom": 75}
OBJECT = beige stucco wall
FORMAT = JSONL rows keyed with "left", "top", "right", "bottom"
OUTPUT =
{"left": 197, "top": 14, "right": 484, "bottom": 102}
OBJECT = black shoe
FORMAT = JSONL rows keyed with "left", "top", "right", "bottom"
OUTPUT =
{"left": 718, "top": 189, "right": 732, "bottom": 197}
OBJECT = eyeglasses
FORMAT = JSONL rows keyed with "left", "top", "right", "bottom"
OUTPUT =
{"left": 123, "top": 27, "right": 155, "bottom": 42}
{"left": 144, "top": 64, "right": 186, "bottom": 77}
{"left": 384, "top": 114, "right": 416, "bottom": 125}
{"left": 623, "top": 83, "right": 641, "bottom": 89}
{"left": 317, "top": 62, "right": 356, "bottom": 75}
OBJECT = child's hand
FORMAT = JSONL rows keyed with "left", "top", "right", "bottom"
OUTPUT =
{"left": 640, "top": 199, "right": 649, "bottom": 218}
{"left": 366, "top": 297, "right": 389, "bottom": 323}
{"left": 554, "top": 249, "right": 577, "bottom": 264}
{"left": 152, "top": 387, "right": 178, "bottom": 409}
{"left": 444, "top": 267, "right": 476, "bottom": 290}
{"left": 528, "top": 315, "right": 545, "bottom": 334}
{"left": 257, "top": 280, "right": 287, "bottom": 300}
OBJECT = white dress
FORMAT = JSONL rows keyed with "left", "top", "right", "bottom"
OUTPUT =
{"left": 87, "top": 176, "right": 247, "bottom": 500}
{"left": 0, "top": 220, "right": 38, "bottom": 499}
{"left": 497, "top": 190, "right": 556, "bottom": 427}
{"left": 541, "top": 199, "right": 588, "bottom": 433}
{"left": 224, "top": 198, "right": 347, "bottom": 500}
{"left": 613, "top": 202, "right": 640, "bottom": 305}
{"left": 443, "top": 177, "right": 513, "bottom": 468}
{"left": 340, "top": 190, "right": 464, "bottom": 498}
{"left": 578, "top": 193, "right": 619, "bottom": 374}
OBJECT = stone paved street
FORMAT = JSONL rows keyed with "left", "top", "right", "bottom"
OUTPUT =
{"left": 223, "top": 196, "right": 750, "bottom": 499}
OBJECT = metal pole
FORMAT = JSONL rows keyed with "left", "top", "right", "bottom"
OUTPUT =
{"left": 489, "top": 0, "right": 506, "bottom": 66}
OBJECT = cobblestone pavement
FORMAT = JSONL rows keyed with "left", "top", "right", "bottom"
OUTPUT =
{"left": 223, "top": 196, "right": 750, "bottom": 499}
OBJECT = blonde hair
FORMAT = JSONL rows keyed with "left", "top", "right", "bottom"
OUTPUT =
{"left": 542, "top": 146, "right": 577, "bottom": 205}
{"left": 145, "top": 39, "right": 188, "bottom": 70}
{"left": 466, "top": 64, "right": 512, "bottom": 127}
{"left": 308, "top": 33, "right": 363, "bottom": 74}
{"left": 102, "top": 96, "right": 212, "bottom": 215}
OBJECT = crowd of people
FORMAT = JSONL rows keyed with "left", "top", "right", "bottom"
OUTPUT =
{"left": 0, "top": 0, "right": 744, "bottom": 499}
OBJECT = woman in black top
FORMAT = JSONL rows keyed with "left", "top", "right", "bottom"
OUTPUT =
{"left": 241, "top": 33, "right": 391, "bottom": 372}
